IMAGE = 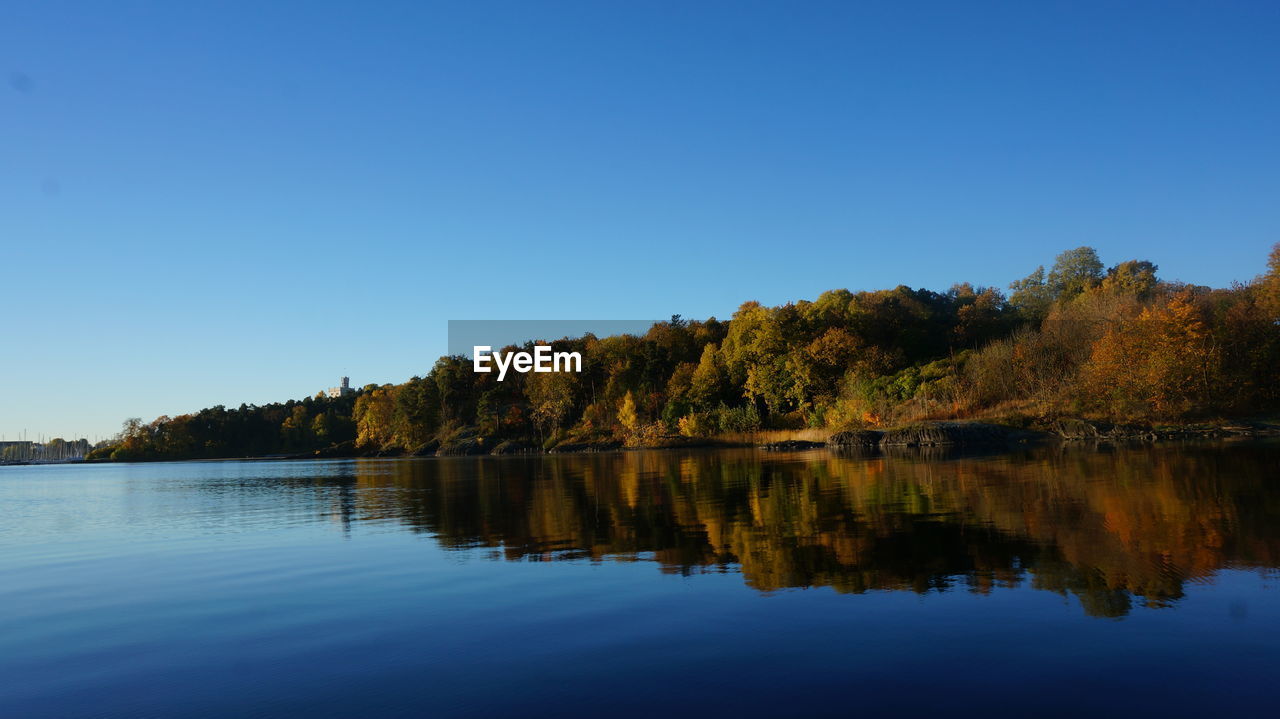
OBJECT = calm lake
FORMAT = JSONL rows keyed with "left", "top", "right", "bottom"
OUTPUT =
{"left": 2, "top": 443, "right": 1279, "bottom": 717}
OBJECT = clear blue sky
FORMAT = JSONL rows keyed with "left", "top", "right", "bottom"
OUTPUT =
{"left": 4, "top": 0, "right": 1278, "bottom": 441}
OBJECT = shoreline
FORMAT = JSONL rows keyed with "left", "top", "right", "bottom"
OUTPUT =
{"left": 56, "top": 418, "right": 1280, "bottom": 466}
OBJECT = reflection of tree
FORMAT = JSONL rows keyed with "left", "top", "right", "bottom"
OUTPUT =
{"left": 348, "top": 444, "right": 1280, "bottom": 617}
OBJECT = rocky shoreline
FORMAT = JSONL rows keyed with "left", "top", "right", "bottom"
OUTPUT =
{"left": 758, "top": 419, "right": 1280, "bottom": 451}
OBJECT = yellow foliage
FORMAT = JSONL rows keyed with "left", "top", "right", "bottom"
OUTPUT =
{"left": 1083, "top": 291, "right": 1215, "bottom": 417}
{"left": 617, "top": 391, "right": 638, "bottom": 433}
{"left": 354, "top": 388, "right": 396, "bottom": 449}
{"left": 677, "top": 414, "right": 704, "bottom": 437}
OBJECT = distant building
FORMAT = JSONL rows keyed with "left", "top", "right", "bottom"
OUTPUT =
{"left": 326, "top": 376, "right": 355, "bottom": 398}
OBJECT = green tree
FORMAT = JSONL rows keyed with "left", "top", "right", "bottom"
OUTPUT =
{"left": 722, "top": 301, "right": 801, "bottom": 414}
{"left": 689, "top": 343, "right": 731, "bottom": 410}
{"left": 311, "top": 413, "right": 332, "bottom": 442}
{"left": 280, "top": 405, "right": 313, "bottom": 449}
{"left": 1009, "top": 266, "right": 1052, "bottom": 322}
{"left": 393, "top": 375, "right": 440, "bottom": 447}
{"left": 1047, "top": 246, "right": 1104, "bottom": 299}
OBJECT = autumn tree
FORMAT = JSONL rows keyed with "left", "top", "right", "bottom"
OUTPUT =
{"left": 525, "top": 365, "right": 578, "bottom": 434}
{"left": 689, "top": 343, "right": 732, "bottom": 411}
{"left": 803, "top": 327, "right": 864, "bottom": 402}
{"left": 1083, "top": 291, "right": 1217, "bottom": 417}
{"left": 617, "top": 391, "right": 639, "bottom": 433}
{"left": 1101, "top": 260, "right": 1159, "bottom": 297}
{"left": 952, "top": 287, "right": 1009, "bottom": 348}
{"left": 354, "top": 386, "right": 398, "bottom": 449}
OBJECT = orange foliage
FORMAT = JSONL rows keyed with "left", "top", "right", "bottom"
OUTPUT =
{"left": 1084, "top": 291, "right": 1216, "bottom": 417}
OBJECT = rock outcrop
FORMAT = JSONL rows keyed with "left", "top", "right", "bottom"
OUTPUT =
{"left": 827, "top": 430, "right": 883, "bottom": 447}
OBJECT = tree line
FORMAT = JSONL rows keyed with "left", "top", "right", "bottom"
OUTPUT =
{"left": 92, "top": 244, "right": 1280, "bottom": 461}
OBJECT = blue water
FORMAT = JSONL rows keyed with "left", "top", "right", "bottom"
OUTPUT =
{"left": 2, "top": 446, "right": 1278, "bottom": 717}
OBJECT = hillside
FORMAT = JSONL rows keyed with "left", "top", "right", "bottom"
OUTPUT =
{"left": 92, "top": 245, "right": 1280, "bottom": 461}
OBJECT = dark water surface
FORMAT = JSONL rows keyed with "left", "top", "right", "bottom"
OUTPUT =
{"left": 2, "top": 443, "right": 1279, "bottom": 717}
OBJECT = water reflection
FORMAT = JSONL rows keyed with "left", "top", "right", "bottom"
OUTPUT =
{"left": 284, "top": 442, "right": 1280, "bottom": 618}
{"left": 5, "top": 445, "right": 1278, "bottom": 718}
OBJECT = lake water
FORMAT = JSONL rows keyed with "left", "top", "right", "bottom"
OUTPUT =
{"left": 2, "top": 443, "right": 1279, "bottom": 717}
